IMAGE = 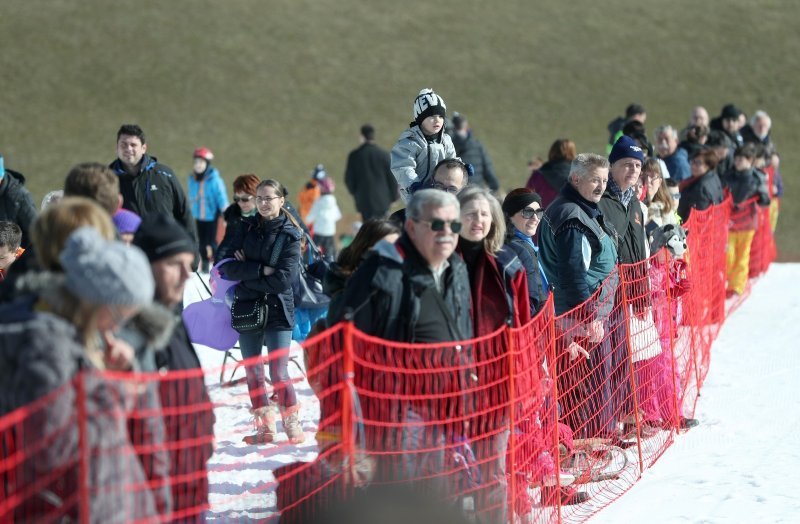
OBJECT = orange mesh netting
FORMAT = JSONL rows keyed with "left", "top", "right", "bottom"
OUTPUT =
{"left": 0, "top": 198, "right": 778, "bottom": 523}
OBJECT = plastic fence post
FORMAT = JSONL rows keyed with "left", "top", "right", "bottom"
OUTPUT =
{"left": 619, "top": 267, "right": 645, "bottom": 476}
{"left": 76, "top": 373, "right": 90, "bottom": 524}
{"left": 341, "top": 321, "right": 356, "bottom": 486}
{"left": 504, "top": 325, "right": 516, "bottom": 524}
{"left": 665, "top": 251, "right": 681, "bottom": 432}
{"left": 546, "top": 297, "right": 562, "bottom": 523}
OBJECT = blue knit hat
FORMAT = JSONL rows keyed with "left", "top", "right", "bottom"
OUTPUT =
{"left": 609, "top": 135, "right": 646, "bottom": 165}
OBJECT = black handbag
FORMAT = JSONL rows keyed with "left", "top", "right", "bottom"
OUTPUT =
{"left": 230, "top": 233, "right": 286, "bottom": 333}
{"left": 294, "top": 233, "right": 331, "bottom": 309}
{"left": 230, "top": 293, "right": 268, "bottom": 333}
{"left": 295, "top": 260, "right": 331, "bottom": 309}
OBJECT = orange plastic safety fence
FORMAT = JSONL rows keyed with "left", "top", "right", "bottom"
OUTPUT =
{"left": 0, "top": 199, "right": 778, "bottom": 523}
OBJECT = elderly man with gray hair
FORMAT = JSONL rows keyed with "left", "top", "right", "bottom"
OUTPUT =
{"left": 655, "top": 124, "right": 691, "bottom": 181}
{"left": 741, "top": 110, "right": 774, "bottom": 150}
{"left": 336, "top": 187, "right": 471, "bottom": 342}
{"left": 332, "top": 188, "right": 473, "bottom": 497}
{"left": 539, "top": 153, "right": 620, "bottom": 442}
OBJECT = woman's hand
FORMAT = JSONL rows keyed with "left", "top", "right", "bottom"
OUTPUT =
{"left": 234, "top": 249, "right": 245, "bottom": 261}
{"left": 262, "top": 266, "right": 276, "bottom": 276}
{"left": 101, "top": 331, "right": 135, "bottom": 371}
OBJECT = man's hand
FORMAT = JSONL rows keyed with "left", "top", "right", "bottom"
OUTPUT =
{"left": 567, "top": 341, "right": 591, "bottom": 362}
{"left": 586, "top": 320, "right": 604, "bottom": 343}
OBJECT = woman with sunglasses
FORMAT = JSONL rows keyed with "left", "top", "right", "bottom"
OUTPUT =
{"left": 217, "top": 179, "right": 305, "bottom": 445}
{"left": 455, "top": 186, "right": 532, "bottom": 522}
{"left": 223, "top": 174, "right": 261, "bottom": 229}
{"left": 502, "top": 188, "right": 550, "bottom": 316}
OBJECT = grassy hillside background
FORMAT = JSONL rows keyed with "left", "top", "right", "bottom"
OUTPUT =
{"left": 1, "top": 0, "right": 798, "bottom": 258}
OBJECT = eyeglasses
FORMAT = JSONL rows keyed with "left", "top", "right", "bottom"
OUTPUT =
{"left": 520, "top": 207, "right": 544, "bottom": 220}
{"left": 414, "top": 218, "right": 462, "bottom": 234}
{"left": 233, "top": 196, "right": 253, "bottom": 203}
{"left": 431, "top": 182, "right": 461, "bottom": 194}
{"left": 256, "top": 196, "right": 282, "bottom": 204}
{"left": 644, "top": 172, "right": 662, "bottom": 181}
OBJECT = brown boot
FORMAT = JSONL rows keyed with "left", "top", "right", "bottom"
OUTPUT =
{"left": 281, "top": 404, "right": 305, "bottom": 444}
{"left": 243, "top": 406, "right": 277, "bottom": 445}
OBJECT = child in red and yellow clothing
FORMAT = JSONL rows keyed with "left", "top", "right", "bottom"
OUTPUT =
{"left": 0, "top": 221, "right": 23, "bottom": 282}
{"left": 720, "top": 144, "right": 771, "bottom": 296}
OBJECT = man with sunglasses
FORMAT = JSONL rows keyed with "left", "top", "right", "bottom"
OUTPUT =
{"left": 333, "top": 189, "right": 473, "bottom": 487}
{"left": 389, "top": 158, "right": 469, "bottom": 226}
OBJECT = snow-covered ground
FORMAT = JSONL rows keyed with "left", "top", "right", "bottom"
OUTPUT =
{"left": 185, "top": 263, "right": 800, "bottom": 523}
{"left": 592, "top": 263, "right": 800, "bottom": 523}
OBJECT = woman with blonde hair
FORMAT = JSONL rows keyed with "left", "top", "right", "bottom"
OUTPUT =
{"left": 455, "top": 185, "right": 531, "bottom": 522}
{"left": 0, "top": 222, "right": 158, "bottom": 521}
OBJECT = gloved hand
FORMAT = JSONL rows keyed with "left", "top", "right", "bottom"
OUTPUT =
{"left": 407, "top": 181, "right": 424, "bottom": 195}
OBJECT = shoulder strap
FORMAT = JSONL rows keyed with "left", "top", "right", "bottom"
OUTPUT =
{"left": 269, "top": 233, "right": 287, "bottom": 267}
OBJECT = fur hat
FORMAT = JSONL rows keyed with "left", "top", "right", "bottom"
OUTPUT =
{"left": 609, "top": 135, "right": 646, "bottom": 165}
{"left": 413, "top": 88, "right": 447, "bottom": 126}
{"left": 59, "top": 226, "right": 154, "bottom": 307}
{"left": 133, "top": 215, "right": 196, "bottom": 262}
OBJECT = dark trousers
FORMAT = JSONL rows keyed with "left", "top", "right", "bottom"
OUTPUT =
{"left": 196, "top": 219, "right": 218, "bottom": 272}
{"left": 313, "top": 234, "right": 336, "bottom": 259}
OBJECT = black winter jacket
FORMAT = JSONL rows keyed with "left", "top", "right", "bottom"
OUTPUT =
{"left": 155, "top": 315, "right": 216, "bottom": 517}
{"left": 110, "top": 154, "right": 198, "bottom": 243}
{"left": 448, "top": 131, "right": 500, "bottom": 191}
{"left": 331, "top": 233, "right": 473, "bottom": 343}
{"left": 678, "top": 172, "right": 725, "bottom": 223}
{"left": 217, "top": 212, "right": 302, "bottom": 329}
{"left": 597, "top": 188, "right": 647, "bottom": 265}
{"left": 0, "top": 170, "right": 37, "bottom": 247}
{"left": 345, "top": 142, "right": 398, "bottom": 218}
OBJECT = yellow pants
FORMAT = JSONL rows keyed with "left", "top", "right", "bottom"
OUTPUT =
{"left": 727, "top": 230, "right": 756, "bottom": 294}
{"left": 769, "top": 199, "right": 780, "bottom": 233}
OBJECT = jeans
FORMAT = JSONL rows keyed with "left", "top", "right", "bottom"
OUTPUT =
{"left": 238, "top": 329, "right": 295, "bottom": 410}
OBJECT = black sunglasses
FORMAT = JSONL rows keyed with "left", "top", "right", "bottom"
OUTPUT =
{"left": 520, "top": 207, "right": 544, "bottom": 219}
{"left": 431, "top": 182, "right": 461, "bottom": 194}
{"left": 415, "top": 218, "right": 462, "bottom": 233}
{"left": 233, "top": 196, "right": 253, "bottom": 203}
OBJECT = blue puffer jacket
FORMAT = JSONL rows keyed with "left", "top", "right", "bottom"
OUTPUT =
{"left": 187, "top": 166, "right": 228, "bottom": 222}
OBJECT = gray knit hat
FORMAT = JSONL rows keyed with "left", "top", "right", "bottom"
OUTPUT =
{"left": 59, "top": 226, "right": 154, "bottom": 307}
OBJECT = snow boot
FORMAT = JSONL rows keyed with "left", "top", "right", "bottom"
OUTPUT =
{"left": 243, "top": 406, "right": 277, "bottom": 445}
{"left": 540, "top": 485, "right": 590, "bottom": 506}
{"left": 281, "top": 404, "right": 305, "bottom": 444}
